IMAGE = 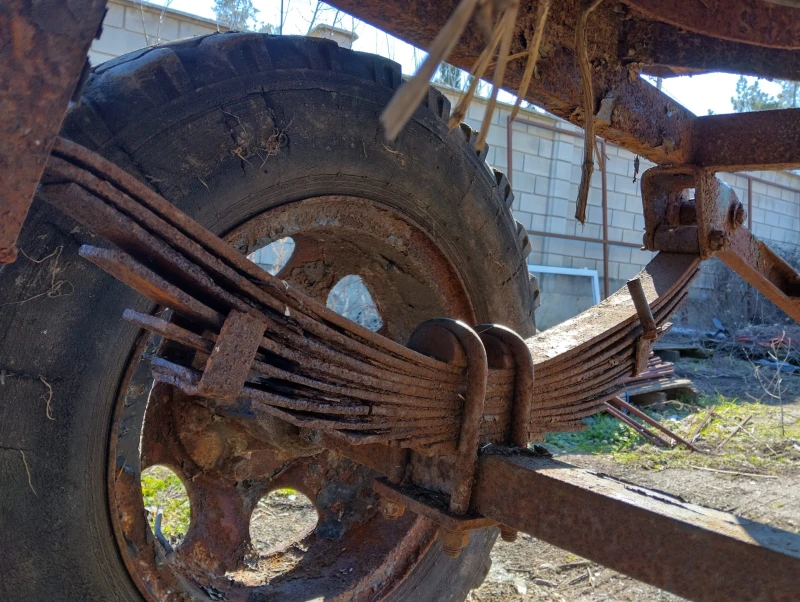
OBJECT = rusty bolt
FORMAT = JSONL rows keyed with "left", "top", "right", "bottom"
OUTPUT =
{"left": 499, "top": 525, "right": 518, "bottom": 543}
{"left": 730, "top": 202, "right": 747, "bottom": 229}
{"left": 708, "top": 229, "right": 730, "bottom": 252}
{"left": 438, "top": 528, "right": 470, "bottom": 558}
{"left": 381, "top": 499, "right": 405, "bottom": 520}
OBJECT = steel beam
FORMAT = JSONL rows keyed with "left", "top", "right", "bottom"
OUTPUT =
{"left": 693, "top": 109, "right": 800, "bottom": 172}
{"left": 622, "top": 20, "right": 800, "bottom": 82}
{"left": 329, "top": 0, "right": 695, "bottom": 165}
{"left": 0, "top": 0, "right": 107, "bottom": 263}
{"left": 472, "top": 449, "right": 800, "bottom": 602}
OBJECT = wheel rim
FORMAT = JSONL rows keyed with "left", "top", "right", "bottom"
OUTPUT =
{"left": 108, "top": 195, "right": 477, "bottom": 601}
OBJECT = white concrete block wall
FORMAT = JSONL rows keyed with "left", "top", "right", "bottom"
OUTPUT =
{"left": 90, "top": 0, "right": 223, "bottom": 66}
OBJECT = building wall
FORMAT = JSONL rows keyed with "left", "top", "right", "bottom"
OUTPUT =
{"left": 438, "top": 87, "right": 800, "bottom": 329}
{"left": 87, "top": 5, "right": 800, "bottom": 331}
{"left": 90, "top": 0, "right": 223, "bottom": 66}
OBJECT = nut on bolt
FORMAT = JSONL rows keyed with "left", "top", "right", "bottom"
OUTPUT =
{"left": 439, "top": 528, "right": 470, "bottom": 558}
{"left": 380, "top": 499, "right": 405, "bottom": 520}
{"left": 499, "top": 524, "right": 518, "bottom": 542}
{"left": 707, "top": 229, "right": 730, "bottom": 252}
{"left": 730, "top": 201, "right": 747, "bottom": 229}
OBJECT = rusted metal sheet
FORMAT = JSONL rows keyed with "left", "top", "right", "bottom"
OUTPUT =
{"left": 621, "top": 0, "right": 800, "bottom": 50}
{"left": 692, "top": 109, "right": 800, "bottom": 172}
{"left": 0, "top": 0, "right": 107, "bottom": 263}
{"left": 473, "top": 449, "right": 800, "bottom": 602}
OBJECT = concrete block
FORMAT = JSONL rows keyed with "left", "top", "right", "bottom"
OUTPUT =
{"left": 512, "top": 130, "right": 539, "bottom": 155}
{"left": 519, "top": 192, "right": 539, "bottom": 214}
{"left": 752, "top": 207, "right": 766, "bottom": 224}
{"left": 587, "top": 205, "right": 603, "bottom": 225}
{"left": 550, "top": 198, "right": 568, "bottom": 217}
{"left": 553, "top": 179, "right": 571, "bottom": 199}
{"left": 625, "top": 194, "right": 642, "bottom": 213}
{"left": 563, "top": 238, "right": 586, "bottom": 257}
{"left": 538, "top": 138, "right": 553, "bottom": 158}
{"left": 547, "top": 216, "right": 568, "bottom": 235}
{"left": 555, "top": 160, "right": 572, "bottom": 181}
{"left": 581, "top": 223, "right": 601, "bottom": 239}
{"left": 588, "top": 186, "right": 603, "bottom": 206}
{"left": 545, "top": 238, "right": 565, "bottom": 255}
{"left": 530, "top": 213, "right": 546, "bottom": 232}
{"left": 573, "top": 257, "right": 597, "bottom": 271}
{"left": 104, "top": 2, "right": 125, "bottom": 28}
{"left": 88, "top": 49, "right": 116, "bottom": 67}
{"left": 606, "top": 191, "right": 625, "bottom": 211}
{"left": 606, "top": 261, "right": 619, "bottom": 280}
{"left": 634, "top": 213, "right": 645, "bottom": 231}
{"left": 610, "top": 210, "right": 634, "bottom": 230}
{"left": 606, "top": 157, "right": 631, "bottom": 177}
{"left": 524, "top": 153, "right": 547, "bottom": 175}
{"left": 617, "top": 147, "right": 636, "bottom": 161}
{"left": 571, "top": 164, "right": 582, "bottom": 183}
{"left": 485, "top": 124, "right": 507, "bottom": 148}
{"left": 93, "top": 27, "right": 147, "bottom": 57}
{"left": 534, "top": 176, "right": 550, "bottom": 197}
{"left": 125, "top": 6, "right": 180, "bottom": 40}
{"left": 622, "top": 229, "right": 643, "bottom": 245}
{"left": 618, "top": 262, "right": 641, "bottom": 280}
{"left": 607, "top": 226, "right": 624, "bottom": 242}
{"left": 512, "top": 171, "right": 536, "bottom": 193}
{"left": 765, "top": 211, "right": 781, "bottom": 227}
{"left": 614, "top": 176, "right": 638, "bottom": 196}
{"left": 178, "top": 20, "right": 218, "bottom": 38}
{"left": 609, "top": 245, "right": 631, "bottom": 263}
{"left": 514, "top": 211, "right": 532, "bottom": 230}
{"left": 584, "top": 242, "right": 604, "bottom": 260}
{"left": 556, "top": 141, "right": 574, "bottom": 162}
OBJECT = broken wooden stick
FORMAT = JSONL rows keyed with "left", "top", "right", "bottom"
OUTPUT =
{"left": 716, "top": 415, "right": 753, "bottom": 451}
{"left": 381, "top": 0, "right": 481, "bottom": 140}
{"left": 574, "top": 0, "right": 604, "bottom": 224}
{"left": 689, "top": 409, "right": 716, "bottom": 444}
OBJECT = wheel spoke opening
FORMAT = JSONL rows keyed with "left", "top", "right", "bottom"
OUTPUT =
{"left": 249, "top": 236, "right": 295, "bottom": 275}
{"left": 327, "top": 275, "right": 384, "bottom": 332}
{"left": 140, "top": 465, "right": 191, "bottom": 549}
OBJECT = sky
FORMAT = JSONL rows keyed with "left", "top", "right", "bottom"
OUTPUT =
{"left": 155, "top": 0, "right": 783, "bottom": 117}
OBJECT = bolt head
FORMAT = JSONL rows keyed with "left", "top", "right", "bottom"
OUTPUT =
{"left": 707, "top": 229, "right": 730, "bottom": 252}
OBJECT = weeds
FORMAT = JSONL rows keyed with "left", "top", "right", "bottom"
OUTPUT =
{"left": 546, "top": 393, "right": 800, "bottom": 475}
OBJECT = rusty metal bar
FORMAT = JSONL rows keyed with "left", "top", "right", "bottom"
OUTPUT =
{"left": 717, "top": 228, "right": 800, "bottom": 324}
{"left": 331, "top": 0, "right": 694, "bottom": 165}
{"left": 608, "top": 396, "right": 699, "bottom": 451}
{"left": 473, "top": 450, "right": 800, "bottom": 602}
{"left": 601, "top": 140, "right": 610, "bottom": 299}
{"left": 693, "top": 109, "right": 800, "bottom": 172}
{"left": 527, "top": 230, "right": 641, "bottom": 249}
{"left": 0, "top": 0, "right": 107, "bottom": 263}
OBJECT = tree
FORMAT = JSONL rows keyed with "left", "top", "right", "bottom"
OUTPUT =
{"left": 213, "top": 0, "right": 260, "bottom": 31}
{"left": 433, "top": 63, "right": 465, "bottom": 89}
{"left": 731, "top": 75, "right": 800, "bottom": 112}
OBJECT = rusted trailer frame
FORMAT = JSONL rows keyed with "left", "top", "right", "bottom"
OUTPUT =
{"left": 3, "top": 1, "right": 800, "bottom": 601}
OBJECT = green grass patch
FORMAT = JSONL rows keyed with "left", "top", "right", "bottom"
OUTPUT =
{"left": 141, "top": 465, "right": 191, "bottom": 543}
{"left": 545, "top": 394, "right": 800, "bottom": 474}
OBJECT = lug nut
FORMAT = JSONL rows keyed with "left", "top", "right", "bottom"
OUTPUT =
{"left": 499, "top": 524, "right": 518, "bottom": 542}
{"left": 439, "top": 528, "right": 470, "bottom": 558}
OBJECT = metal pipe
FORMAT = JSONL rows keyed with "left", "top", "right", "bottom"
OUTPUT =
{"left": 601, "top": 139, "right": 610, "bottom": 299}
